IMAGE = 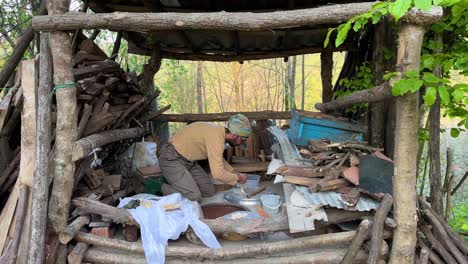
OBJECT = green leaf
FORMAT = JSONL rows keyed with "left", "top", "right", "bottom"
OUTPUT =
{"left": 372, "top": 12, "right": 383, "bottom": 24}
{"left": 392, "top": 78, "right": 424, "bottom": 96}
{"left": 438, "top": 86, "right": 450, "bottom": 104}
{"left": 452, "top": 88, "right": 465, "bottom": 102}
{"left": 324, "top": 28, "right": 335, "bottom": 48}
{"left": 353, "top": 18, "right": 365, "bottom": 32}
{"left": 389, "top": 0, "right": 412, "bottom": 21}
{"left": 450, "top": 128, "right": 460, "bottom": 138}
{"left": 422, "top": 72, "right": 440, "bottom": 84}
{"left": 421, "top": 55, "right": 434, "bottom": 70}
{"left": 414, "top": 0, "right": 432, "bottom": 11}
{"left": 335, "top": 22, "right": 352, "bottom": 47}
{"left": 383, "top": 72, "right": 400, "bottom": 81}
{"left": 423, "top": 87, "right": 437, "bottom": 106}
{"left": 405, "top": 70, "right": 420, "bottom": 78}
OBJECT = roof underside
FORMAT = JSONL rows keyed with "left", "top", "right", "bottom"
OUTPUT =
{"left": 87, "top": 0, "right": 372, "bottom": 61}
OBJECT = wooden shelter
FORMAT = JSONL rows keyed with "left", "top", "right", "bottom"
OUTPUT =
{"left": 1, "top": 0, "right": 463, "bottom": 263}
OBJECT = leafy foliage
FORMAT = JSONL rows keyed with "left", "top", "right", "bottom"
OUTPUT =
{"left": 449, "top": 203, "right": 468, "bottom": 236}
{"left": 335, "top": 63, "right": 374, "bottom": 113}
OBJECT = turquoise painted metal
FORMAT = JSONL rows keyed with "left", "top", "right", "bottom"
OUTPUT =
{"left": 287, "top": 110, "right": 366, "bottom": 146}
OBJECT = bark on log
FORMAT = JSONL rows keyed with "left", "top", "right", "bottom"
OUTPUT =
{"left": 0, "top": 1, "right": 47, "bottom": 88}
{"left": 419, "top": 225, "right": 457, "bottom": 264}
{"left": 156, "top": 111, "right": 291, "bottom": 122}
{"left": 74, "top": 230, "right": 381, "bottom": 260}
{"left": 418, "top": 248, "right": 429, "bottom": 264}
{"left": 388, "top": 22, "right": 432, "bottom": 264}
{"left": 315, "top": 83, "right": 391, "bottom": 112}
{"left": 28, "top": 32, "right": 52, "bottom": 264}
{"left": 418, "top": 196, "right": 468, "bottom": 255}
{"left": 342, "top": 219, "right": 371, "bottom": 264}
{"left": 369, "top": 194, "right": 393, "bottom": 264}
{"left": 67, "top": 242, "right": 89, "bottom": 264}
{"left": 72, "top": 127, "right": 145, "bottom": 161}
{"left": 71, "top": 197, "right": 370, "bottom": 235}
{"left": 59, "top": 215, "right": 90, "bottom": 244}
{"left": 139, "top": 104, "right": 171, "bottom": 122}
{"left": 417, "top": 235, "right": 444, "bottom": 264}
{"left": 84, "top": 246, "right": 370, "bottom": 264}
{"left": 33, "top": 2, "right": 375, "bottom": 31}
{"left": 421, "top": 209, "right": 467, "bottom": 264}
{"left": 320, "top": 49, "right": 333, "bottom": 103}
{"left": 47, "top": 0, "right": 79, "bottom": 234}
{"left": 77, "top": 103, "right": 92, "bottom": 138}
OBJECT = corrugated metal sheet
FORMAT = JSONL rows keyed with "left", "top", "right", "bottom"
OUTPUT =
{"left": 295, "top": 186, "right": 379, "bottom": 212}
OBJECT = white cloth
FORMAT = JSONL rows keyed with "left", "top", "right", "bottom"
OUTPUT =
{"left": 118, "top": 193, "right": 221, "bottom": 264}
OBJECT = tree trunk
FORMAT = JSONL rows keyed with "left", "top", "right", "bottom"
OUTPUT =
{"left": 110, "top": 31, "right": 122, "bottom": 60}
{"left": 196, "top": 61, "right": 203, "bottom": 113}
{"left": 320, "top": 49, "right": 333, "bottom": 103}
{"left": 289, "top": 56, "right": 297, "bottom": 109}
{"left": 28, "top": 32, "right": 52, "bottom": 264}
{"left": 388, "top": 23, "right": 428, "bottom": 264}
{"left": 47, "top": 0, "right": 78, "bottom": 237}
{"left": 301, "top": 54, "right": 305, "bottom": 109}
{"left": 428, "top": 31, "right": 444, "bottom": 215}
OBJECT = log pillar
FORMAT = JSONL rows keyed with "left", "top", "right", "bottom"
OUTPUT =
{"left": 389, "top": 7, "right": 442, "bottom": 264}
{"left": 320, "top": 49, "right": 333, "bottom": 103}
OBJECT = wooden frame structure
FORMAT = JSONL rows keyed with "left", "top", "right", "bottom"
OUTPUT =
{"left": 0, "top": 0, "right": 445, "bottom": 263}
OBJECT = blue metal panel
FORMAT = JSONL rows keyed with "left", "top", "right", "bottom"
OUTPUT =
{"left": 287, "top": 110, "right": 365, "bottom": 146}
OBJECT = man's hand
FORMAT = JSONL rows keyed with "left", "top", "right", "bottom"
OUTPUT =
{"left": 237, "top": 173, "right": 247, "bottom": 184}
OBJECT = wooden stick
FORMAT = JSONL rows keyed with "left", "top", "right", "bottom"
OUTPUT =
{"left": 72, "top": 127, "right": 145, "bottom": 161}
{"left": 245, "top": 186, "right": 266, "bottom": 198}
{"left": 451, "top": 171, "right": 468, "bottom": 195}
{"left": 84, "top": 246, "right": 369, "bottom": 264}
{"left": 368, "top": 194, "right": 393, "bottom": 264}
{"left": 67, "top": 242, "right": 89, "bottom": 264}
{"left": 421, "top": 209, "right": 467, "bottom": 264}
{"left": 59, "top": 215, "right": 91, "bottom": 244}
{"left": 28, "top": 32, "right": 53, "bottom": 264}
{"left": 418, "top": 248, "right": 429, "bottom": 264}
{"left": 77, "top": 103, "right": 93, "bottom": 139}
{"left": 418, "top": 196, "right": 468, "bottom": 255}
{"left": 47, "top": 0, "right": 80, "bottom": 235}
{"left": 417, "top": 234, "right": 444, "bottom": 264}
{"left": 110, "top": 31, "right": 122, "bottom": 60}
{"left": 139, "top": 104, "right": 172, "bottom": 122}
{"left": 0, "top": 151, "right": 20, "bottom": 189}
{"left": 75, "top": 230, "right": 381, "bottom": 260}
{"left": 342, "top": 219, "right": 371, "bottom": 264}
{"left": 155, "top": 110, "right": 291, "bottom": 122}
{"left": 419, "top": 225, "right": 457, "bottom": 264}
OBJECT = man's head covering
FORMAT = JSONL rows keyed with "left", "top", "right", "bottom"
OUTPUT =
{"left": 227, "top": 114, "right": 252, "bottom": 138}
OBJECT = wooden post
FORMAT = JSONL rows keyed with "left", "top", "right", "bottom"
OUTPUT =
{"left": 28, "top": 33, "right": 53, "bottom": 264}
{"left": 368, "top": 194, "right": 393, "bottom": 264}
{"left": 389, "top": 7, "right": 442, "bottom": 263}
{"left": 320, "top": 49, "right": 333, "bottom": 103}
{"left": 342, "top": 219, "right": 371, "bottom": 264}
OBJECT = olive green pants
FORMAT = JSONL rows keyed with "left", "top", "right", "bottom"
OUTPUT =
{"left": 159, "top": 144, "right": 215, "bottom": 201}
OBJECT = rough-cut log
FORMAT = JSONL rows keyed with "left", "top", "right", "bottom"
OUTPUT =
{"left": 71, "top": 198, "right": 370, "bottom": 235}
{"left": 74, "top": 230, "right": 381, "bottom": 260}
{"left": 59, "top": 215, "right": 90, "bottom": 244}
{"left": 0, "top": 1, "right": 47, "bottom": 88}
{"left": 84, "top": 246, "right": 369, "bottom": 264}
{"left": 389, "top": 22, "right": 431, "bottom": 264}
{"left": 72, "top": 128, "right": 145, "bottom": 161}
{"left": 419, "top": 225, "right": 457, "bottom": 264}
{"left": 315, "top": 83, "right": 391, "bottom": 112}
{"left": 140, "top": 104, "right": 171, "bottom": 122}
{"left": 421, "top": 209, "right": 467, "bottom": 264}
{"left": 28, "top": 32, "right": 52, "bottom": 264}
{"left": 342, "top": 219, "right": 371, "bottom": 264}
{"left": 77, "top": 103, "right": 93, "bottom": 138}
{"left": 417, "top": 235, "right": 444, "bottom": 264}
{"left": 418, "top": 196, "right": 468, "bottom": 255}
{"left": 418, "top": 248, "right": 429, "bottom": 264}
{"left": 0, "top": 151, "right": 20, "bottom": 189}
{"left": 33, "top": 2, "right": 375, "bottom": 31}
{"left": 67, "top": 242, "right": 89, "bottom": 264}
{"left": 369, "top": 194, "right": 393, "bottom": 264}
{"left": 231, "top": 162, "right": 270, "bottom": 173}
{"left": 320, "top": 49, "right": 333, "bottom": 103}
{"left": 47, "top": 0, "right": 79, "bottom": 237}
{"left": 156, "top": 111, "right": 291, "bottom": 122}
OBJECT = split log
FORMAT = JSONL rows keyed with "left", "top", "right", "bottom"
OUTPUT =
{"left": 369, "top": 194, "right": 393, "bottom": 264}
{"left": 420, "top": 225, "right": 457, "bottom": 264}
{"left": 67, "top": 242, "right": 89, "bottom": 264}
{"left": 421, "top": 209, "right": 467, "bottom": 264}
{"left": 418, "top": 196, "right": 468, "bottom": 255}
{"left": 0, "top": 151, "right": 20, "bottom": 189}
{"left": 59, "top": 215, "right": 91, "bottom": 244}
{"left": 33, "top": 2, "right": 375, "bottom": 31}
{"left": 342, "top": 219, "right": 372, "bottom": 264}
{"left": 231, "top": 162, "right": 270, "bottom": 173}
{"left": 28, "top": 32, "right": 53, "bottom": 264}
{"left": 72, "top": 127, "right": 145, "bottom": 161}
{"left": 276, "top": 166, "right": 341, "bottom": 178}
{"left": 341, "top": 188, "right": 360, "bottom": 207}
{"left": 71, "top": 197, "right": 371, "bottom": 235}
{"left": 72, "top": 61, "right": 120, "bottom": 80}
{"left": 47, "top": 0, "right": 79, "bottom": 236}
{"left": 314, "top": 179, "right": 351, "bottom": 192}
{"left": 74, "top": 230, "right": 380, "bottom": 260}
{"left": 284, "top": 176, "right": 319, "bottom": 186}
{"left": 315, "top": 83, "right": 391, "bottom": 112}
{"left": 77, "top": 103, "right": 93, "bottom": 138}
{"left": 84, "top": 246, "right": 369, "bottom": 264}
{"left": 155, "top": 111, "right": 291, "bottom": 122}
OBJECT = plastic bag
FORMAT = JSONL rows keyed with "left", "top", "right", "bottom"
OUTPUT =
{"left": 120, "top": 141, "right": 159, "bottom": 177}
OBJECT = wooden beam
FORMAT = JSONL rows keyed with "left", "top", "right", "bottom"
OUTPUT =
{"left": 33, "top": 2, "right": 376, "bottom": 32}
{"left": 155, "top": 111, "right": 291, "bottom": 122}
{"left": 320, "top": 49, "right": 333, "bottom": 103}
{"left": 231, "top": 162, "right": 269, "bottom": 173}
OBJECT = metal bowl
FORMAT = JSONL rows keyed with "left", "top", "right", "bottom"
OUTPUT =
{"left": 223, "top": 186, "right": 269, "bottom": 211}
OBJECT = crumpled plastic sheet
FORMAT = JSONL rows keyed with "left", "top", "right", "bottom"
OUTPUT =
{"left": 118, "top": 193, "right": 221, "bottom": 264}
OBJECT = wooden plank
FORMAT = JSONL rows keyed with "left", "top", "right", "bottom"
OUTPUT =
{"left": 283, "top": 183, "right": 315, "bottom": 233}
{"left": 15, "top": 190, "right": 32, "bottom": 264}
{"left": 19, "top": 59, "right": 37, "bottom": 186}
{"left": 155, "top": 111, "right": 291, "bottom": 122}
{"left": 231, "top": 162, "right": 269, "bottom": 173}
{"left": 0, "top": 183, "right": 19, "bottom": 254}
{"left": 284, "top": 176, "right": 319, "bottom": 186}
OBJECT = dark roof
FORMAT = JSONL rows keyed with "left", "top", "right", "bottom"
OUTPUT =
{"left": 87, "top": 0, "right": 371, "bottom": 61}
